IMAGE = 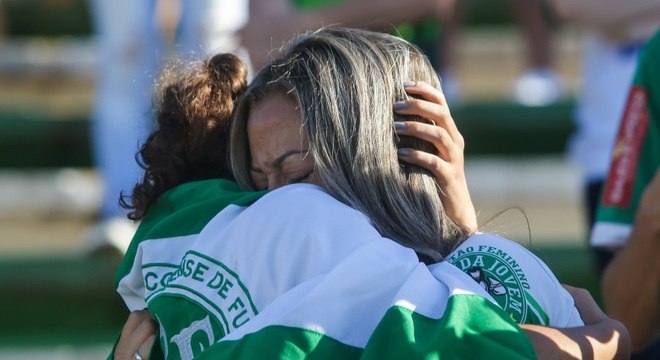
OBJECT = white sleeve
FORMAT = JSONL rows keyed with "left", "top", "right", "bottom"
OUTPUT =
{"left": 115, "top": 245, "right": 148, "bottom": 311}
{"left": 590, "top": 221, "right": 633, "bottom": 248}
{"left": 445, "top": 233, "right": 584, "bottom": 327}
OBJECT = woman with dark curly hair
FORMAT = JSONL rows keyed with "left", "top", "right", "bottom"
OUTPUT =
{"left": 119, "top": 52, "right": 247, "bottom": 221}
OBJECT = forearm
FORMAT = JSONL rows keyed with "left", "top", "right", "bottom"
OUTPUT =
{"left": 522, "top": 321, "right": 630, "bottom": 360}
{"left": 601, "top": 232, "right": 660, "bottom": 351}
{"left": 441, "top": 180, "right": 477, "bottom": 234}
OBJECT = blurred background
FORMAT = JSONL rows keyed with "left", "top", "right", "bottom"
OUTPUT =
{"left": 0, "top": 0, "right": 605, "bottom": 358}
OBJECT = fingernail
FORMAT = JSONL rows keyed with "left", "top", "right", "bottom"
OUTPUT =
{"left": 403, "top": 80, "right": 416, "bottom": 88}
{"left": 393, "top": 101, "right": 407, "bottom": 111}
{"left": 394, "top": 121, "right": 406, "bottom": 129}
{"left": 398, "top": 148, "right": 410, "bottom": 156}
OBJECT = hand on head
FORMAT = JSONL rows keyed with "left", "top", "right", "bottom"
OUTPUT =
{"left": 394, "top": 80, "right": 477, "bottom": 234}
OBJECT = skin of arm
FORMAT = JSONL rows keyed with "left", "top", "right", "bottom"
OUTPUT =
{"left": 521, "top": 286, "right": 630, "bottom": 359}
{"left": 522, "top": 323, "right": 629, "bottom": 360}
{"left": 601, "top": 170, "right": 660, "bottom": 351}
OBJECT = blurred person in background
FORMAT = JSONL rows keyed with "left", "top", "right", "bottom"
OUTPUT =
{"left": 242, "top": 0, "right": 565, "bottom": 106}
{"left": 554, "top": 2, "right": 659, "bottom": 357}
{"left": 241, "top": 0, "right": 447, "bottom": 70}
{"left": 589, "top": 27, "right": 659, "bottom": 359}
{"left": 554, "top": 0, "right": 659, "bottom": 276}
{"left": 86, "top": 0, "right": 248, "bottom": 255}
{"left": 601, "top": 170, "right": 660, "bottom": 358}
{"left": 435, "top": 0, "right": 564, "bottom": 105}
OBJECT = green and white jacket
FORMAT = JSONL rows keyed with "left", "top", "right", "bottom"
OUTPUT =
{"left": 114, "top": 179, "right": 581, "bottom": 359}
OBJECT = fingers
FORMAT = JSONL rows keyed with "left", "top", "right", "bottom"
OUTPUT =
{"left": 562, "top": 284, "right": 607, "bottom": 325}
{"left": 398, "top": 147, "right": 450, "bottom": 185}
{"left": 118, "top": 310, "right": 151, "bottom": 347}
{"left": 123, "top": 310, "right": 156, "bottom": 343}
{"left": 395, "top": 121, "right": 461, "bottom": 163}
{"left": 394, "top": 80, "right": 463, "bottom": 146}
{"left": 393, "top": 80, "right": 477, "bottom": 233}
{"left": 115, "top": 310, "right": 157, "bottom": 360}
{"left": 393, "top": 81, "right": 464, "bottom": 183}
{"left": 137, "top": 334, "right": 156, "bottom": 360}
{"left": 402, "top": 80, "right": 447, "bottom": 106}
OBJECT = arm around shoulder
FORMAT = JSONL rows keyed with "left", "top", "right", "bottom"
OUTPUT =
{"left": 522, "top": 285, "right": 630, "bottom": 359}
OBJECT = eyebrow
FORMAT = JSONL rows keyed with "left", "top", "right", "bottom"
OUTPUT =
{"left": 251, "top": 149, "right": 310, "bottom": 173}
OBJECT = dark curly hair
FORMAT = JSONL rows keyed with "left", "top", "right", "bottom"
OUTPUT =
{"left": 120, "top": 53, "right": 248, "bottom": 220}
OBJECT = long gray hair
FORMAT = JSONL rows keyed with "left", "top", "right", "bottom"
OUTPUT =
{"left": 230, "top": 27, "right": 469, "bottom": 262}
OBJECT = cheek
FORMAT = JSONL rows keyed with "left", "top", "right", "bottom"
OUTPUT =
{"left": 308, "top": 172, "right": 324, "bottom": 188}
{"left": 247, "top": 126, "right": 263, "bottom": 160}
{"left": 250, "top": 172, "right": 267, "bottom": 190}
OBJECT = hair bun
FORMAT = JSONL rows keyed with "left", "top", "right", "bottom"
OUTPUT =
{"left": 206, "top": 53, "right": 248, "bottom": 94}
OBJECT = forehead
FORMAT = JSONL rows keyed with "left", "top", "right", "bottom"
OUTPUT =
{"left": 247, "top": 91, "right": 307, "bottom": 160}
{"left": 249, "top": 91, "right": 299, "bottom": 125}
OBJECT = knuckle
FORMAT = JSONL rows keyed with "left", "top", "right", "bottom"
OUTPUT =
{"left": 455, "top": 134, "right": 465, "bottom": 148}
{"left": 428, "top": 156, "right": 442, "bottom": 171}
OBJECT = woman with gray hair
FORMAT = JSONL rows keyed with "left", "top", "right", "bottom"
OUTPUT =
{"left": 113, "top": 27, "right": 629, "bottom": 359}
{"left": 230, "top": 27, "right": 474, "bottom": 263}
